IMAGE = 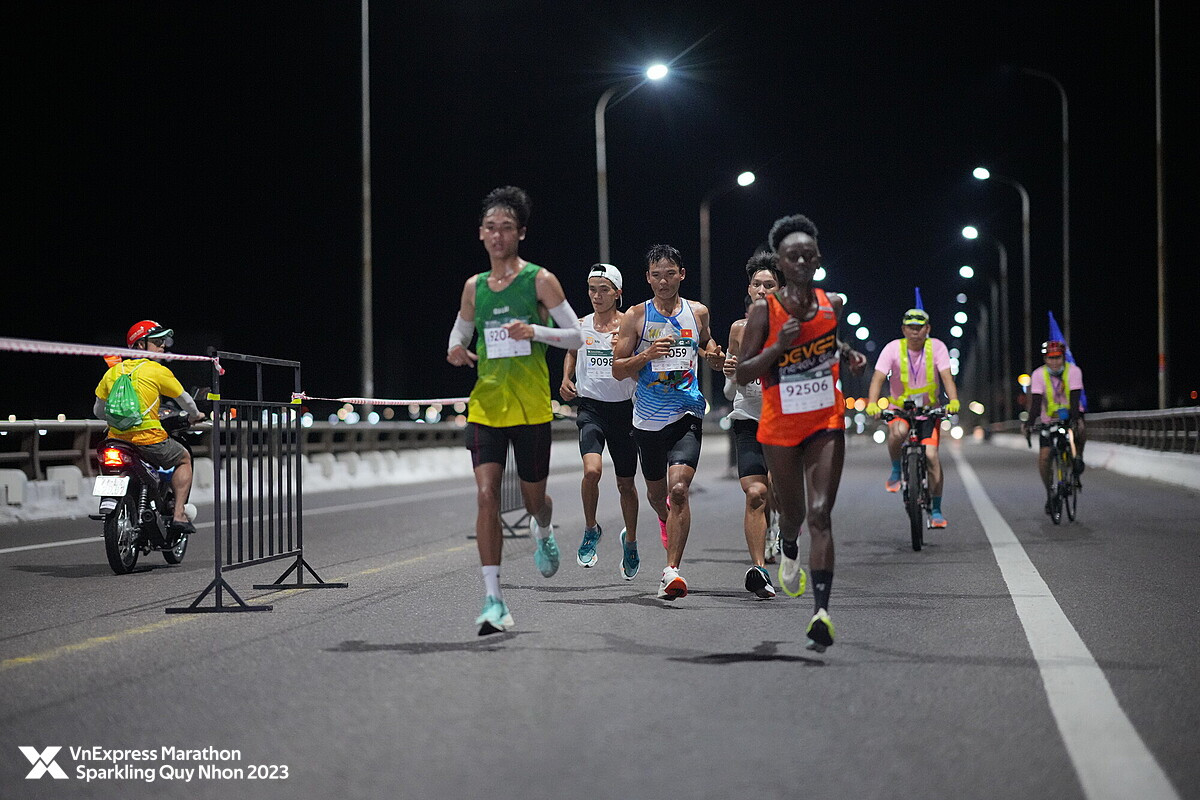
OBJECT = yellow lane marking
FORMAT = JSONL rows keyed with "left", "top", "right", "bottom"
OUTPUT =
{"left": 0, "top": 543, "right": 473, "bottom": 671}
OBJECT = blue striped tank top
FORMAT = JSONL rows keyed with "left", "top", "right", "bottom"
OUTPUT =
{"left": 633, "top": 299, "right": 705, "bottom": 430}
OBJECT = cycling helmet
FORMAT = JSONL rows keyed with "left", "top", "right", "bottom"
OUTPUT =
{"left": 126, "top": 320, "right": 174, "bottom": 348}
{"left": 1042, "top": 340, "right": 1066, "bottom": 357}
{"left": 902, "top": 308, "right": 929, "bottom": 326}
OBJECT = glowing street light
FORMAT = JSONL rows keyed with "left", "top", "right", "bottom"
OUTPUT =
{"left": 973, "top": 167, "right": 1031, "bottom": 379}
{"left": 595, "top": 64, "right": 669, "bottom": 262}
{"left": 959, "top": 265, "right": 975, "bottom": 279}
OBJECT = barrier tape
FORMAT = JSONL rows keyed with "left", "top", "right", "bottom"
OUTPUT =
{"left": 292, "top": 392, "right": 470, "bottom": 407}
{"left": 0, "top": 336, "right": 224, "bottom": 374}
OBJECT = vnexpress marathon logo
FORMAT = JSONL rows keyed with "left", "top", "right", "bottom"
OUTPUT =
{"left": 19, "top": 747, "right": 68, "bottom": 779}
{"left": 17, "top": 745, "right": 290, "bottom": 783}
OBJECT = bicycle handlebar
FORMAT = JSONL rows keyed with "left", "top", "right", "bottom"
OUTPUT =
{"left": 879, "top": 406, "right": 949, "bottom": 423}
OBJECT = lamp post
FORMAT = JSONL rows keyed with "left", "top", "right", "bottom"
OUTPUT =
{"left": 698, "top": 170, "right": 756, "bottom": 402}
{"left": 973, "top": 167, "right": 1032, "bottom": 379}
{"left": 360, "top": 0, "right": 374, "bottom": 402}
{"left": 1020, "top": 67, "right": 1070, "bottom": 343}
{"left": 595, "top": 63, "right": 668, "bottom": 263}
{"left": 962, "top": 226, "right": 1013, "bottom": 421}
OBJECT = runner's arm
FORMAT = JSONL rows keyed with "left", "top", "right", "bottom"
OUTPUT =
{"left": 561, "top": 346, "right": 578, "bottom": 400}
{"left": 447, "top": 277, "right": 479, "bottom": 367}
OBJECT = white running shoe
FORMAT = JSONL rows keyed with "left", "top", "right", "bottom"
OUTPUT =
{"left": 657, "top": 566, "right": 687, "bottom": 600}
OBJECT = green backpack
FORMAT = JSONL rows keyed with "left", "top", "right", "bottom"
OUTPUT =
{"left": 105, "top": 363, "right": 146, "bottom": 431}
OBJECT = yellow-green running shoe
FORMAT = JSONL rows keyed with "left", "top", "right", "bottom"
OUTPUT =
{"left": 777, "top": 548, "right": 807, "bottom": 597}
{"left": 805, "top": 608, "right": 835, "bottom": 652}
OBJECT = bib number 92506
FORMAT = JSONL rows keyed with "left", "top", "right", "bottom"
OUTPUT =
{"left": 780, "top": 373, "right": 834, "bottom": 414}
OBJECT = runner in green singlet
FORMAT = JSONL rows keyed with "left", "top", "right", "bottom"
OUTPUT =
{"left": 446, "top": 186, "right": 583, "bottom": 636}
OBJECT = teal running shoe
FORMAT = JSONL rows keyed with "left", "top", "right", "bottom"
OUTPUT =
{"left": 531, "top": 519, "right": 560, "bottom": 578}
{"left": 805, "top": 608, "right": 835, "bottom": 652}
{"left": 475, "top": 595, "right": 514, "bottom": 636}
{"left": 619, "top": 528, "right": 640, "bottom": 580}
{"left": 577, "top": 525, "right": 602, "bottom": 568}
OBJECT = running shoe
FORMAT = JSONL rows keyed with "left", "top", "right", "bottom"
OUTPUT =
{"left": 475, "top": 595, "right": 514, "bottom": 636}
{"left": 744, "top": 565, "right": 776, "bottom": 599}
{"left": 657, "top": 566, "right": 687, "bottom": 600}
{"left": 929, "top": 511, "right": 948, "bottom": 528}
{"left": 620, "top": 529, "right": 640, "bottom": 580}
{"left": 531, "top": 519, "right": 560, "bottom": 578}
{"left": 777, "top": 543, "right": 807, "bottom": 598}
{"left": 885, "top": 470, "right": 902, "bottom": 493}
{"left": 577, "top": 524, "right": 602, "bottom": 568}
{"left": 764, "top": 513, "right": 781, "bottom": 564}
{"left": 805, "top": 608, "right": 835, "bottom": 652}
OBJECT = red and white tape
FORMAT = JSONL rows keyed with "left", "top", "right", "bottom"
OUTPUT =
{"left": 0, "top": 336, "right": 223, "bottom": 372}
{"left": 292, "top": 392, "right": 470, "bottom": 407}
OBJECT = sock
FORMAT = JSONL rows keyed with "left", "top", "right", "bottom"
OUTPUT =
{"left": 482, "top": 565, "right": 501, "bottom": 600}
{"left": 532, "top": 517, "right": 550, "bottom": 540}
{"left": 889, "top": 459, "right": 902, "bottom": 477}
{"left": 781, "top": 536, "right": 799, "bottom": 560}
{"left": 931, "top": 496, "right": 942, "bottom": 513}
{"left": 812, "top": 569, "right": 833, "bottom": 613}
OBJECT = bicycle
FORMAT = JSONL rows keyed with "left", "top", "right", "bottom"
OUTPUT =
{"left": 880, "top": 402, "right": 948, "bottom": 551}
{"left": 1026, "top": 418, "right": 1078, "bottom": 525}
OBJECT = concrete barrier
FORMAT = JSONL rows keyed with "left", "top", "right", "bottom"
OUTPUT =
{"left": 45, "top": 465, "right": 83, "bottom": 499}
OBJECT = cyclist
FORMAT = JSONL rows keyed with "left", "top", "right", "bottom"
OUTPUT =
{"left": 865, "top": 308, "right": 960, "bottom": 528}
{"left": 1025, "top": 340, "right": 1086, "bottom": 509}
{"left": 560, "top": 263, "right": 641, "bottom": 579}
{"left": 723, "top": 251, "right": 784, "bottom": 598}
{"left": 93, "top": 321, "right": 206, "bottom": 538}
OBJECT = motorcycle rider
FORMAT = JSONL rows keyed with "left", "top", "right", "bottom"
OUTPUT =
{"left": 93, "top": 321, "right": 205, "bottom": 538}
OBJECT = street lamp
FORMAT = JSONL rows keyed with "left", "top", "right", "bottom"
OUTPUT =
{"left": 1021, "top": 67, "right": 1070, "bottom": 342}
{"left": 595, "top": 64, "right": 669, "bottom": 263}
{"left": 360, "top": 0, "right": 374, "bottom": 401}
{"left": 973, "top": 167, "right": 1032, "bottom": 379}
{"left": 698, "top": 170, "right": 755, "bottom": 402}
{"left": 962, "top": 225, "right": 1013, "bottom": 421}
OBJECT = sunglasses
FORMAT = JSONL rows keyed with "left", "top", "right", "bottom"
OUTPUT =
{"left": 902, "top": 318, "right": 928, "bottom": 326}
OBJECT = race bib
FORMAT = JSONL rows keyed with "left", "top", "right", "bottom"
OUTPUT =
{"left": 484, "top": 324, "right": 531, "bottom": 359}
{"left": 585, "top": 348, "right": 614, "bottom": 379}
{"left": 740, "top": 378, "right": 762, "bottom": 398}
{"left": 650, "top": 340, "right": 692, "bottom": 373}
{"left": 780, "top": 370, "right": 834, "bottom": 414}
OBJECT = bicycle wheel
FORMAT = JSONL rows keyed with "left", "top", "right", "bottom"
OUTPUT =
{"left": 905, "top": 450, "right": 924, "bottom": 550}
{"left": 1061, "top": 450, "right": 1078, "bottom": 522}
{"left": 1048, "top": 446, "right": 1064, "bottom": 525}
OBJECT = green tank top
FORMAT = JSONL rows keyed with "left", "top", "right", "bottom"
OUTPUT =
{"left": 469, "top": 261, "right": 552, "bottom": 427}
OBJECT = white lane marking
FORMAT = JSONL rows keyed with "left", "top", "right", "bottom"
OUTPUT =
{"left": 954, "top": 449, "right": 1180, "bottom": 800}
{"left": 0, "top": 485, "right": 476, "bottom": 556}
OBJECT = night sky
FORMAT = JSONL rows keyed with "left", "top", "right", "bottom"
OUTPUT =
{"left": 5, "top": 2, "right": 1197, "bottom": 420}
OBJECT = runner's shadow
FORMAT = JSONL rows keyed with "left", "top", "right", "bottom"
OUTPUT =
{"left": 326, "top": 632, "right": 530, "bottom": 654}
{"left": 668, "top": 640, "right": 824, "bottom": 666}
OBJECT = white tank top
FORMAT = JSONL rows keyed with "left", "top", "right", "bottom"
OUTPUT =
{"left": 574, "top": 313, "right": 635, "bottom": 402}
{"left": 726, "top": 376, "right": 763, "bottom": 421}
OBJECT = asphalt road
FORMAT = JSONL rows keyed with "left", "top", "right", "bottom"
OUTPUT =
{"left": 1, "top": 437, "right": 1196, "bottom": 800}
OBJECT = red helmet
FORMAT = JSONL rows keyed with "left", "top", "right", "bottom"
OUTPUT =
{"left": 1041, "top": 340, "right": 1066, "bottom": 357}
{"left": 126, "top": 320, "right": 174, "bottom": 348}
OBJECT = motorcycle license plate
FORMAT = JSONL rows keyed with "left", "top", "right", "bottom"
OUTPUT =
{"left": 92, "top": 475, "right": 130, "bottom": 497}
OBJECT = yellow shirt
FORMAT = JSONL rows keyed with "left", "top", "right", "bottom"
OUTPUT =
{"left": 95, "top": 359, "right": 185, "bottom": 444}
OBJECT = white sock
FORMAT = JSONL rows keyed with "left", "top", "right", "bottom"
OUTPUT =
{"left": 531, "top": 517, "right": 551, "bottom": 540}
{"left": 482, "top": 565, "right": 501, "bottom": 599}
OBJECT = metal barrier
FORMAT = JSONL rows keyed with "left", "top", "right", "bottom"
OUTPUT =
{"left": 989, "top": 406, "right": 1200, "bottom": 454}
{"left": 167, "top": 351, "right": 346, "bottom": 614}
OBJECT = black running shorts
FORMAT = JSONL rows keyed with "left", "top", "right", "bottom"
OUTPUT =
{"left": 731, "top": 418, "right": 767, "bottom": 478}
{"left": 465, "top": 421, "right": 551, "bottom": 483}
{"left": 632, "top": 414, "right": 703, "bottom": 482}
{"left": 576, "top": 398, "right": 638, "bottom": 478}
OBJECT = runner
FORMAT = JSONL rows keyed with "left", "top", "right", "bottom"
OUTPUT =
{"left": 612, "top": 244, "right": 726, "bottom": 601}
{"left": 864, "top": 306, "right": 960, "bottom": 527}
{"left": 560, "top": 263, "right": 641, "bottom": 579}
{"left": 736, "top": 214, "right": 867, "bottom": 651}
{"left": 722, "top": 251, "right": 784, "bottom": 599}
{"left": 446, "top": 186, "right": 583, "bottom": 635}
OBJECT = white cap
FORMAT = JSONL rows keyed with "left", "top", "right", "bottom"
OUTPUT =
{"left": 588, "top": 263, "right": 622, "bottom": 292}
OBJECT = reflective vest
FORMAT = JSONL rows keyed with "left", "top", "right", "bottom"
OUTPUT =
{"left": 897, "top": 339, "right": 937, "bottom": 403}
{"left": 1043, "top": 363, "right": 1072, "bottom": 419}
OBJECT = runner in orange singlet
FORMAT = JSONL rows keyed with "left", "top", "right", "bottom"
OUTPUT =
{"left": 736, "top": 214, "right": 866, "bottom": 652}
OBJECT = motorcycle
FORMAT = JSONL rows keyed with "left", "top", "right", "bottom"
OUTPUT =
{"left": 90, "top": 407, "right": 200, "bottom": 574}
